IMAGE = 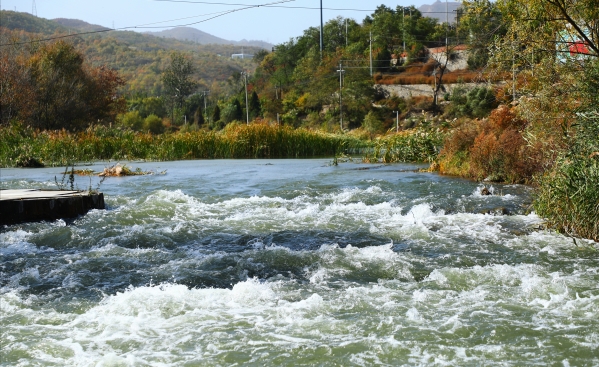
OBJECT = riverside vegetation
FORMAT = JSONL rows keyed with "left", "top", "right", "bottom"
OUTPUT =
{"left": 1, "top": 0, "right": 598, "bottom": 241}
{"left": 0, "top": 123, "right": 368, "bottom": 166}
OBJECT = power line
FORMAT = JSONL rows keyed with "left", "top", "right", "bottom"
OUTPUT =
{"left": 0, "top": 0, "right": 294, "bottom": 47}
{"left": 153, "top": 0, "right": 461, "bottom": 15}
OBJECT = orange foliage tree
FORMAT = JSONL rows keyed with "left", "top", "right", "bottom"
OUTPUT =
{"left": 0, "top": 37, "right": 125, "bottom": 130}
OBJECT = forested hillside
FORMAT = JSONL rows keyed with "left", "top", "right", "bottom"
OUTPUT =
{"left": 0, "top": 10, "right": 264, "bottom": 95}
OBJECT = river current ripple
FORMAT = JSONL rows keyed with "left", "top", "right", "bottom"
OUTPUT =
{"left": 1, "top": 159, "right": 598, "bottom": 366}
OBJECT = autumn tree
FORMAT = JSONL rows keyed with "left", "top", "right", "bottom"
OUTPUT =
{"left": 1, "top": 39, "right": 125, "bottom": 130}
{"left": 491, "top": 0, "right": 599, "bottom": 240}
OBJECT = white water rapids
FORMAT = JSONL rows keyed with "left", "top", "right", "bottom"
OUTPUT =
{"left": 1, "top": 159, "right": 598, "bottom": 366}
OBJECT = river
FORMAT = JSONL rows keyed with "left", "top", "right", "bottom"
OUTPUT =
{"left": 1, "top": 159, "right": 598, "bottom": 366}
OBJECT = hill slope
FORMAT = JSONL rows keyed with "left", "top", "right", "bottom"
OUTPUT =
{"left": 418, "top": 1, "right": 461, "bottom": 24}
{"left": 0, "top": 10, "right": 264, "bottom": 95}
{"left": 146, "top": 27, "right": 272, "bottom": 49}
{"left": 53, "top": 18, "right": 110, "bottom": 32}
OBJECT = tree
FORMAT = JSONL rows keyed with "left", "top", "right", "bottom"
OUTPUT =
{"left": 211, "top": 104, "right": 221, "bottom": 122}
{"left": 490, "top": 0, "right": 599, "bottom": 240}
{"left": 19, "top": 40, "right": 125, "bottom": 130}
{"left": 363, "top": 111, "right": 384, "bottom": 139}
{"left": 458, "top": 0, "right": 506, "bottom": 70}
{"left": 249, "top": 91, "right": 261, "bottom": 120}
{"left": 375, "top": 48, "right": 392, "bottom": 72}
{"left": 144, "top": 114, "right": 164, "bottom": 134}
{"left": 253, "top": 49, "right": 270, "bottom": 64}
{"left": 194, "top": 106, "right": 205, "bottom": 126}
{"left": 222, "top": 98, "right": 243, "bottom": 123}
{"left": 162, "top": 52, "right": 197, "bottom": 125}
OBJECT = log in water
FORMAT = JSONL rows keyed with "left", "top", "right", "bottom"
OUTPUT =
{"left": 1, "top": 160, "right": 597, "bottom": 366}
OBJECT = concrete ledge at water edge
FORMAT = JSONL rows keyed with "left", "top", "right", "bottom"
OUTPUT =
{"left": 0, "top": 189, "right": 105, "bottom": 225}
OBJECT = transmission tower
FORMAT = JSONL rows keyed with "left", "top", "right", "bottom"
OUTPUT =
{"left": 32, "top": 0, "right": 37, "bottom": 17}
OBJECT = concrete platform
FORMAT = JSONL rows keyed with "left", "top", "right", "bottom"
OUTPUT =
{"left": 0, "top": 189, "right": 105, "bottom": 225}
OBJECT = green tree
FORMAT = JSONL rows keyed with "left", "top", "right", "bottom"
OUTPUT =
{"left": 26, "top": 41, "right": 125, "bottom": 130}
{"left": 162, "top": 52, "right": 197, "bottom": 124}
{"left": 459, "top": 0, "right": 506, "bottom": 70}
{"left": 144, "top": 114, "right": 164, "bottom": 134}
{"left": 120, "top": 111, "right": 144, "bottom": 131}
{"left": 253, "top": 49, "right": 270, "bottom": 64}
{"left": 363, "top": 111, "right": 384, "bottom": 139}
{"left": 249, "top": 91, "right": 261, "bottom": 120}
{"left": 375, "top": 48, "right": 392, "bottom": 72}
{"left": 194, "top": 106, "right": 205, "bottom": 126}
{"left": 222, "top": 98, "right": 243, "bottom": 123}
{"left": 212, "top": 104, "right": 221, "bottom": 122}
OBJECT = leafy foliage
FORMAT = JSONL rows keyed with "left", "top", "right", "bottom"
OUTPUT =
{"left": 0, "top": 39, "right": 126, "bottom": 130}
{"left": 446, "top": 86, "right": 498, "bottom": 118}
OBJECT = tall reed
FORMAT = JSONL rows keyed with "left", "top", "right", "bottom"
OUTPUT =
{"left": 362, "top": 127, "right": 445, "bottom": 163}
{"left": 0, "top": 123, "right": 368, "bottom": 167}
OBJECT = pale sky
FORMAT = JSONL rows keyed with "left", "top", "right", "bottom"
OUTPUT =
{"left": 1, "top": 0, "right": 441, "bottom": 44}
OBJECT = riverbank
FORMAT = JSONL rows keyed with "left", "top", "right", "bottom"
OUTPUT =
{"left": 0, "top": 123, "right": 369, "bottom": 168}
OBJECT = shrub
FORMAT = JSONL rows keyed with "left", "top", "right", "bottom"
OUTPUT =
{"left": 144, "top": 114, "right": 164, "bottom": 134}
{"left": 119, "top": 111, "right": 144, "bottom": 131}
{"left": 437, "top": 106, "right": 539, "bottom": 183}
{"left": 362, "top": 111, "right": 384, "bottom": 138}
{"left": 446, "top": 86, "right": 498, "bottom": 118}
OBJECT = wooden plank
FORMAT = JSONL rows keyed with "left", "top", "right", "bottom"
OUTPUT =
{"left": 0, "top": 190, "right": 83, "bottom": 201}
{"left": 0, "top": 190, "right": 105, "bottom": 225}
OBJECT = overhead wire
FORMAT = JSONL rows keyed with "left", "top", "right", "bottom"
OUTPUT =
{"left": 0, "top": 0, "right": 295, "bottom": 47}
{"left": 152, "top": 0, "right": 459, "bottom": 15}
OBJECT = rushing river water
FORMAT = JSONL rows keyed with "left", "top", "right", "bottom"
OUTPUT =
{"left": 1, "top": 159, "right": 598, "bottom": 366}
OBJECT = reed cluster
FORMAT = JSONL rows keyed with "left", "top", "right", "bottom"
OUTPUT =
{"left": 362, "top": 127, "right": 445, "bottom": 163}
{"left": 534, "top": 154, "right": 599, "bottom": 242}
{"left": 0, "top": 123, "right": 367, "bottom": 167}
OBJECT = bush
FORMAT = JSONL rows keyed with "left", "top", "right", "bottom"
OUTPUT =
{"left": 437, "top": 106, "right": 540, "bottom": 183}
{"left": 446, "top": 86, "right": 498, "bottom": 119}
{"left": 119, "top": 111, "right": 144, "bottom": 131}
{"left": 144, "top": 114, "right": 164, "bottom": 134}
{"left": 362, "top": 111, "right": 384, "bottom": 138}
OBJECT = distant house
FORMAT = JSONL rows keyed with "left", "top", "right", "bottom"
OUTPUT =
{"left": 232, "top": 53, "right": 254, "bottom": 59}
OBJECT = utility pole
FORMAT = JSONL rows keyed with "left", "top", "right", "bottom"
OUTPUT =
{"left": 445, "top": 0, "right": 449, "bottom": 47}
{"left": 337, "top": 63, "right": 345, "bottom": 130}
{"left": 32, "top": 0, "right": 37, "bottom": 17}
{"left": 403, "top": 8, "right": 406, "bottom": 53}
{"left": 320, "top": 0, "right": 323, "bottom": 57}
{"left": 345, "top": 18, "right": 348, "bottom": 47}
{"left": 201, "top": 90, "right": 210, "bottom": 111}
{"left": 369, "top": 31, "right": 373, "bottom": 76}
{"left": 242, "top": 71, "right": 249, "bottom": 125}
{"left": 393, "top": 111, "right": 399, "bottom": 132}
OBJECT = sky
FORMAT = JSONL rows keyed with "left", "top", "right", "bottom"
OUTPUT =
{"left": 1, "top": 0, "right": 441, "bottom": 44}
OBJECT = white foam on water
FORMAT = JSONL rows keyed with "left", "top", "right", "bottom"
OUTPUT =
{"left": 2, "top": 259, "right": 598, "bottom": 366}
{"left": 307, "top": 243, "right": 414, "bottom": 284}
{"left": 0, "top": 229, "right": 43, "bottom": 255}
